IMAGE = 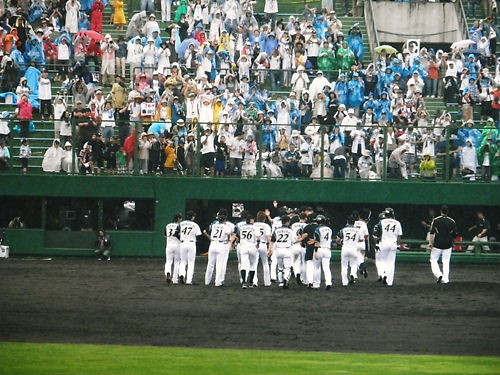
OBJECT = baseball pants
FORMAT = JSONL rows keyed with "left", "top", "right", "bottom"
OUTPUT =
{"left": 313, "top": 247, "right": 332, "bottom": 288}
{"left": 377, "top": 242, "right": 398, "bottom": 286}
{"left": 253, "top": 245, "right": 271, "bottom": 286}
{"left": 292, "top": 245, "right": 307, "bottom": 284}
{"left": 165, "top": 243, "right": 180, "bottom": 283}
{"left": 275, "top": 248, "right": 292, "bottom": 284}
{"left": 341, "top": 246, "right": 358, "bottom": 286}
{"left": 205, "top": 243, "right": 228, "bottom": 286}
{"left": 430, "top": 247, "right": 452, "bottom": 283}
{"left": 179, "top": 242, "right": 197, "bottom": 284}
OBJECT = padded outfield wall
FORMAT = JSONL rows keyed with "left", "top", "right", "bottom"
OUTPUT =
{"left": 1, "top": 175, "right": 500, "bottom": 262}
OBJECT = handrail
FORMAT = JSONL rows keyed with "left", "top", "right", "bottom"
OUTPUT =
{"left": 364, "top": 0, "right": 380, "bottom": 57}
{"left": 456, "top": 0, "right": 470, "bottom": 39}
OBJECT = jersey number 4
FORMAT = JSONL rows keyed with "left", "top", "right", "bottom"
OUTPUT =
{"left": 182, "top": 227, "right": 193, "bottom": 235}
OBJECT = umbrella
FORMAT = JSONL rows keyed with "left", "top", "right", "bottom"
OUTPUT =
{"left": 177, "top": 38, "right": 200, "bottom": 60}
{"left": 75, "top": 30, "right": 106, "bottom": 42}
{"left": 374, "top": 45, "right": 398, "bottom": 54}
{"left": 451, "top": 39, "right": 473, "bottom": 50}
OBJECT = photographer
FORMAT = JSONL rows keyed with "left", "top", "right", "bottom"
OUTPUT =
{"left": 100, "top": 35, "right": 119, "bottom": 87}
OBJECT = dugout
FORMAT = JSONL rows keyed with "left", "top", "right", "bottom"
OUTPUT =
{"left": 1, "top": 174, "right": 499, "bottom": 261}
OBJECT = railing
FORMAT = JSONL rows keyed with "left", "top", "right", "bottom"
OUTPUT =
{"left": 456, "top": 0, "right": 470, "bottom": 39}
{"left": 364, "top": 0, "right": 380, "bottom": 58}
{"left": 35, "top": 120, "right": 490, "bottom": 183}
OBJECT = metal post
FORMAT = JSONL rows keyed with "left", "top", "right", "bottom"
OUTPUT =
{"left": 382, "top": 125, "right": 388, "bottom": 180}
{"left": 256, "top": 122, "right": 263, "bottom": 179}
{"left": 320, "top": 124, "right": 325, "bottom": 180}
{"left": 71, "top": 118, "right": 76, "bottom": 175}
{"left": 133, "top": 122, "right": 140, "bottom": 175}
{"left": 444, "top": 128, "right": 451, "bottom": 182}
{"left": 195, "top": 122, "right": 201, "bottom": 176}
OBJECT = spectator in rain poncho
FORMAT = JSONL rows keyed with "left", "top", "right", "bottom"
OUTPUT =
{"left": 334, "top": 74, "right": 348, "bottom": 106}
{"left": 126, "top": 11, "right": 147, "bottom": 39}
{"left": 42, "top": 139, "right": 63, "bottom": 172}
{"left": 11, "top": 43, "right": 27, "bottom": 75}
{"left": 346, "top": 72, "right": 364, "bottom": 110}
{"left": 336, "top": 41, "right": 355, "bottom": 71}
{"left": 79, "top": 13, "right": 91, "bottom": 31}
{"left": 347, "top": 24, "right": 364, "bottom": 63}
{"left": 317, "top": 41, "right": 335, "bottom": 72}
{"left": 25, "top": 36, "right": 45, "bottom": 66}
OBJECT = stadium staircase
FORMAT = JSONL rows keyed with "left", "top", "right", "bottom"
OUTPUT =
{"left": 6, "top": 5, "right": 129, "bottom": 171}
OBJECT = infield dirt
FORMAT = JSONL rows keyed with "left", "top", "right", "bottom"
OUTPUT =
{"left": 0, "top": 258, "right": 499, "bottom": 356}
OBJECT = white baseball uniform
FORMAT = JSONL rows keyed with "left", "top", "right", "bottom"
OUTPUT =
{"left": 339, "top": 225, "right": 361, "bottom": 286}
{"left": 354, "top": 219, "right": 369, "bottom": 275}
{"left": 377, "top": 218, "right": 402, "bottom": 286}
{"left": 164, "top": 222, "right": 181, "bottom": 283}
{"left": 237, "top": 223, "right": 260, "bottom": 283}
{"left": 313, "top": 225, "right": 333, "bottom": 288}
{"left": 271, "top": 226, "right": 295, "bottom": 286}
{"left": 253, "top": 221, "right": 272, "bottom": 286}
{"left": 178, "top": 219, "right": 202, "bottom": 284}
{"left": 291, "top": 221, "right": 308, "bottom": 284}
{"left": 205, "top": 220, "right": 233, "bottom": 286}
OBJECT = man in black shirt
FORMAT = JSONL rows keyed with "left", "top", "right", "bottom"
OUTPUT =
{"left": 300, "top": 213, "right": 318, "bottom": 288}
{"left": 428, "top": 205, "right": 457, "bottom": 284}
{"left": 467, "top": 211, "right": 490, "bottom": 252}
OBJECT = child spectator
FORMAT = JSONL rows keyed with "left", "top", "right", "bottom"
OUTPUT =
{"left": 19, "top": 138, "right": 31, "bottom": 174}
{"left": 39, "top": 70, "right": 52, "bottom": 120}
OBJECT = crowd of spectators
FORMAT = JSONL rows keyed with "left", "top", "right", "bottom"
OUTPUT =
{"left": 0, "top": 0, "right": 498, "bottom": 180}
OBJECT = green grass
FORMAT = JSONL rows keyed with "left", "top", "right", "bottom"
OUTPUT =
{"left": 0, "top": 342, "right": 499, "bottom": 375}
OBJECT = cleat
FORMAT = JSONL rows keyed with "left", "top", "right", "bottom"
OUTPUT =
{"left": 377, "top": 276, "right": 383, "bottom": 282}
{"left": 307, "top": 283, "right": 313, "bottom": 289}
{"left": 283, "top": 280, "right": 288, "bottom": 289}
{"left": 326, "top": 285, "right": 331, "bottom": 290}
{"left": 362, "top": 269, "right": 368, "bottom": 278}
{"left": 349, "top": 275, "right": 355, "bottom": 285}
{"left": 296, "top": 274, "right": 301, "bottom": 284}
{"left": 166, "top": 273, "right": 172, "bottom": 284}
{"left": 179, "top": 275, "right": 185, "bottom": 284}
{"left": 382, "top": 276, "right": 387, "bottom": 285}
{"left": 437, "top": 275, "right": 442, "bottom": 284}
{"left": 241, "top": 283, "right": 247, "bottom": 289}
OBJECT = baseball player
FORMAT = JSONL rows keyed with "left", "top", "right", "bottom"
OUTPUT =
{"left": 352, "top": 210, "right": 370, "bottom": 279}
{"left": 215, "top": 209, "right": 235, "bottom": 286}
{"left": 178, "top": 211, "right": 202, "bottom": 285}
{"left": 253, "top": 211, "right": 272, "bottom": 287}
{"left": 268, "top": 215, "right": 296, "bottom": 289}
{"left": 233, "top": 211, "right": 249, "bottom": 284}
{"left": 373, "top": 208, "right": 402, "bottom": 286}
{"left": 428, "top": 205, "right": 457, "bottom": 284}
{"left": 337, "top": 215, "right": 362, "bottom": 286}
{"left": 236, "top": 213, "right": 260, "bottom": 289}
{"left": 291, "top": 212, "right": 308, "bottom": 285}
{"left": 373, "top": 210, "right": 386, "bottom": 282}
{"left": 313, "top": 215, "right": 333, "bottom": 289}
{"left": 164, "top": 213, "right": 182, "bottom": 284}
{"left": 299, "top": 213, "right": 319, "bottom": 288}
{"left": 204, "top": 210, "right": 233, "bottom": 287}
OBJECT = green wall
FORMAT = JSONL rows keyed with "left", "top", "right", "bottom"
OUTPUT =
{"left": 1, "top": 175, "right": 499, "bottom": 258}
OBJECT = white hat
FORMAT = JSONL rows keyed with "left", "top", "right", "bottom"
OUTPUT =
{"left": 105, "top": 34, "right": 112, "bottom": 40}
{"left": 64, "top": 141, "right": 72, "bottom": 147}
{"left": 362, "top": 149, "right": 371, "bottom": 157}
{"left": 317, "top": 70, "right": 323, "bottom": 75}
{"left": 348, "top": 108, "right": 355, "bottom": 114}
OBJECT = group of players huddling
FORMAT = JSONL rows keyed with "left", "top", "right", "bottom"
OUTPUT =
{"left": 162, "top": 203, "right": 432, "bottom": 289}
